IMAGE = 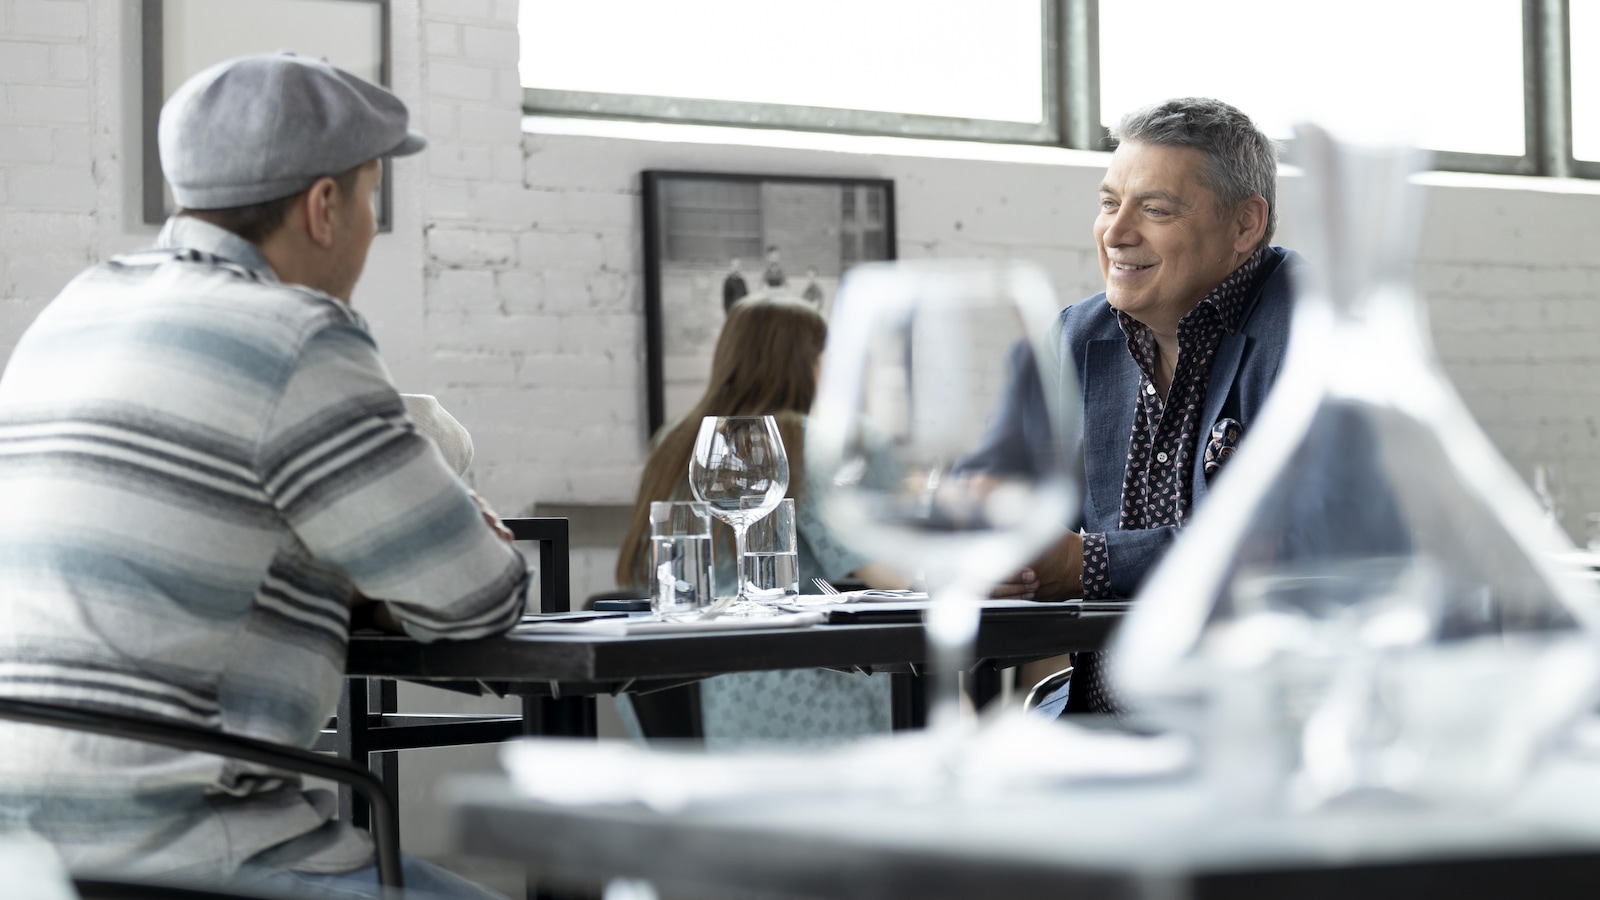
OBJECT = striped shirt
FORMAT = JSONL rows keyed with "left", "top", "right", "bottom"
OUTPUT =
{"left": 0, "top": 217, "right": 528, "bottom": 881}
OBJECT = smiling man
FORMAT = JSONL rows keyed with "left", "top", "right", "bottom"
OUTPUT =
{"left": 1003, "top": 97, "right": 1304, "bottom": 713}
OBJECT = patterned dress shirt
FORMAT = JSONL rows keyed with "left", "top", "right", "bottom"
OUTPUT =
{"left": 0, "top": 217, "right": 529, "bottom": 881}
{"left": 1076, "top": 248, "right": 1266, "bottom": 711}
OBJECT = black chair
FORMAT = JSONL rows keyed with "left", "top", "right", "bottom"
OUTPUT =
{"left": 1022, "top": 665, "right": 1074, "bottom": 719}
{"left": 0, "top": 696, "right": 403, "bottom": 894}
{"left": 330, "top": 517, "right": 573, "bottom": 827}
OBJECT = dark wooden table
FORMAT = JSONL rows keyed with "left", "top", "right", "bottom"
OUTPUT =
{"left": 445, "top": 756, "right": 1600, "bottom": 900}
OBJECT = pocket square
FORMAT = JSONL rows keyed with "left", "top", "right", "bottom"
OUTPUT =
{"left": 1203, "top": 418, "right": 1243, "bottom": 479}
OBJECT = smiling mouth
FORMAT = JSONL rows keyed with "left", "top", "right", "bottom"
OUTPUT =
{"left": 1111, "top": 262, "right": 1154, "bottom": 272}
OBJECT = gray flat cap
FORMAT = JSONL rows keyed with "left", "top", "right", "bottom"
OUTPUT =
{"left": 160, "top": 52, "right": 426, "bottom": 210}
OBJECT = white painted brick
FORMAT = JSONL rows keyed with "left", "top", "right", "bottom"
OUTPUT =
{"left": 468, "top": 184, "right": 561, "bottom": 226}
{"left": 496, "top": 270, "right": 543, "bottom": 312}
{"left": 423, "top": 0, "right": 492, "bottom": 20}
{"left": 493, "top": 0, "right": 520, "bottom": 24}
{"left": 491, "top": 144, "right": 521, "bottom": 182}
{"left": 539, "top": 268, "right": 588, "bottom": 308}
{"left": 561, "top": 190, "right": 634, "bottom": 228}
{"left": 0, "top": 209, "right": 94, "bottom": 250}
{"left": 52, "top": 125, "right": 88, "bottom": 165}
{"left": 0, "top": 125, "right": 52, "bottom": 163}
{"left": 49, "top": 43, "right": 85, "bottom": 81}
{"left": 425, "top": 311, "right": 559, "bottom": 354}
{"left": 7, "top": 84, "right": 88, "bottom": 123}
{"left": 517, "top": 231, "right": 602, "bottom": 269}
{"left": 426, "top": 226, "right": 515, "bottom": 267}
{"left": 423, "top": 101, "right": 457, "bottom": 140}
{"left": 428, "top": 266, "right": 499, "bottom": 311}
{"left": 470, "top": 463, "right": 544, "bottom": 514}
{"left": 431, "top": 350, "right": 518, "bottom": 385}
{"left": 518, "top": 354, "right": 627, "bottom": 389}
{"left": 1532, "top": 266, "right": 1590, "bottom": 296}
{"left": 461, "top": 25, "right": 518, "bottom": 63}
{"left": 0, "top": 41, "right": 50, "bottom": 81}
{"left": 494, "top": 69, "right": 523, "bottom": 106}
{"left": 426, "top": 179, "right": 474, "bottom": 220}
{"left": 424, "top": 22, "right": 459, "bottom": 57}
{"left": 426, "top": 142, "right": 492, "bottom": 180}
{"left": 599, "top": 230, "right": 636, "bottom": 271}
{"left": 458, "top": 104, "right": 520, "bottom": 144}
{"left": 6, "top": 164, "right": 94, "bottom": 209}
{"left": 586, "top": 271, "right": 637, "bottom": 313}
{"left": 12, "top": 0, "right": 86, "bottom": 38}
{"left": 557, "top": 314, "right": 637, "bottom": 354}
{"left": 428, "top": 62, "right": 494, "bottom": 101}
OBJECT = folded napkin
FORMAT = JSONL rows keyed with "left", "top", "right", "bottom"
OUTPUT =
{"left": 512, "top": 611, "right": 824, "bottom": 636}
{"left": 501, "top": 709, "right": 1193, "bottom": 812}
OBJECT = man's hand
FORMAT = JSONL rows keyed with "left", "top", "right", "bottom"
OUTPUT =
{"left": 349, "top": 592, "right": 405, "bottom": 633}
{"left": 992, "top": 531, "right": 1084, "bottom": 601}
{"left": 470, "top": 490, "right": 515, "bottom": 542}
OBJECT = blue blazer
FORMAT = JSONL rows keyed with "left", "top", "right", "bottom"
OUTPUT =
{"left": 1064, "top": 246, "right": 1302, "bottom": 596}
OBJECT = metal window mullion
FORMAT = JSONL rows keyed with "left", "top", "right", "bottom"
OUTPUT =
{"left": 1060, "top": 0, "right": 1101, "bottom": 150}
{"left": 1533, "top": 0, "right": 1574, "bottom": 178}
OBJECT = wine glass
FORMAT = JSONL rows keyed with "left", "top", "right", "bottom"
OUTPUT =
{"left": 810, "top": 260, "right": 1079, "bottom": 735}
{"left": 689, "top": 415, "right": 791, "bottom": 613}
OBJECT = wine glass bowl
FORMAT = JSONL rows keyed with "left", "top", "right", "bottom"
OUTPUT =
{"left": 812, "top": 260, "right": 1079, "bottom": 731}
{"left": 689, "top": 415, "right": 791, "bottom": 610}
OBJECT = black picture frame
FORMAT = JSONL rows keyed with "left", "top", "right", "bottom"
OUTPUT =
{"left": 140, "top": 0, "right": 393, "bottom": 229}
{"left": 640, "top": 170, "right": 897, "bottom": 437}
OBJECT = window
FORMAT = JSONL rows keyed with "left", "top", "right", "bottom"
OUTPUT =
{"left": 521, "top": 0, "right": 1596, "bottom": 181}
{"left": 1573, "top": 0, "right": 1600, "bottom": 170}
{"left": 518, "top": 0, "right": 1058, "bottom": 143}
{"left": 1099, "top": 0, "right": 1528, "bottom": 165}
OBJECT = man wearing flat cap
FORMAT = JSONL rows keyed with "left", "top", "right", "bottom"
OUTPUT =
{"left": 0, "top": 54, "right": 520, "bottom": 898}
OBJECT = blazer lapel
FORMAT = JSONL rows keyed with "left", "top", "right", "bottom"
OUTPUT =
{"left": 1081, "top": 339, "right": 1139, "bottom": 526}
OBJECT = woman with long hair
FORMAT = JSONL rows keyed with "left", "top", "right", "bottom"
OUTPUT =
{"left": 616, "top": 294, "right": 905, "bottom": 744}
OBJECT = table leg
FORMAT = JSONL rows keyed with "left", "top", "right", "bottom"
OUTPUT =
{"left": 520, "top": 694, "right": 601, "bottom": 899}
{"left": 336, "top": 677, "right": 398, "bottom": 828}
{"left": 891, "top": 672, "right": 926, "bottom": 730}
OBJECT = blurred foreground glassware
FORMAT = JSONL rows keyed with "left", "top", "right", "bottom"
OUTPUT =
{"left": 689, "top": 415, "right": 789, "bottom": 614}
{"left": 811, "top": 260, "right": 1079, "bottom": 737}
{"left": 1111, "top": 124, "right": 1600, "bottom": 812}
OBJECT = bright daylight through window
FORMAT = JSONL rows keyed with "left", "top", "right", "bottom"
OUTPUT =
{"left": 1574, "top": 0, "right": 1599, "bottom": 163}
{"left": 518, "top": 0, "right": 1044, "bottom": 124}
{"left": 1100, "top": 0, "right": 1526, "bottom": 157}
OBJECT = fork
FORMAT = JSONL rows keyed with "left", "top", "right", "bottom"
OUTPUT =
{"left": 811, "top": 577, "right": 840, "bottom": 595}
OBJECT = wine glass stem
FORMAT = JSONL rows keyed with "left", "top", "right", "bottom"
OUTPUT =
{"left": 925, "top": 588, "right": 981, "bottom": 736}
{"left": 733, "top": 524, "right": 749, "bottom": 602}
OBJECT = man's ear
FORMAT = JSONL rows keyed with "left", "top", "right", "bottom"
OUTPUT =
{"left": 302, "top": 176, "right": 339, "bottom": 249}
{"left": 1232, "top": 195, "right": 1269, "bottom": 253}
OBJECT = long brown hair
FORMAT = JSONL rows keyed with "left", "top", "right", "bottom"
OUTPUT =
{"left": 616, "top": 295, "right": 828, "bottom": 589}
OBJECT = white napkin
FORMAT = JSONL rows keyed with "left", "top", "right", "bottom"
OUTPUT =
{"left": 501, "top": 709, "right": 1194, "bottom": 812}
{"left": 511, "top": 611, "right": 824, "bottom": 636}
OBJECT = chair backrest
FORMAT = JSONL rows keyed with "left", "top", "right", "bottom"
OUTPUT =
{"left": 502, "top": 517, "right": 570, "bottom": 613}
{"left": 1022, "top": 666, "right": 1074, "bottom": 717}
{"left": 0, "top": 697, "right": 404, "bottom": 893}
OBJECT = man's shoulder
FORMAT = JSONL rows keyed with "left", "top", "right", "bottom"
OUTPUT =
{"left": 1057, "top": 291, "right": 1120, "bottom": 345}
{"left": 99, "top": 247, "right": 367, "bottom": 342}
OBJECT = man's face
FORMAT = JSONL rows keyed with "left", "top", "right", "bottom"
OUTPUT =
{"left": 1095, "top": 141, "right": 1248, "bottom": 333}
{"left": 325, "top": 160, "right": 381, "bottom": 303}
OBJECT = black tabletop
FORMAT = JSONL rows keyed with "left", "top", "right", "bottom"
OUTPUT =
{"left": 346, "top": 605, "right": 1120, "bottom": 696}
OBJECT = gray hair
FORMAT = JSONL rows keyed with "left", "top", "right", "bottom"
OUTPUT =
{"left": 1111, "top": 97, "right": 1278, "bottom": 251}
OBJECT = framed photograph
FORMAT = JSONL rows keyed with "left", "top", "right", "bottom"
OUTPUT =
{"left": 641, "top": 171, "right": 897, "bottom": 436}
{"left": 141, "top": 0, "right": 392, "bottom": 228}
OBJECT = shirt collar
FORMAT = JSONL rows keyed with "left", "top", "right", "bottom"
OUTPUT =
{"left": 155, "top": 216, "right": 280, "bottom": 282}
{"left": 1115, "top": 246, "right": 1268, "bottom": 339}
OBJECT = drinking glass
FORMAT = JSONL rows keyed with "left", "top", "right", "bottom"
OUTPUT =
{"left": 744, "top": 497, "right": 799, "bottom": 605}
{"left": 810, "top": 260, "right": 1079, "bottom": 735}
{"left": 649, "top": 500, "right": 716, "bottom": 619}
{"left": 688, "top": 415, "right": 790, "bottom": 611}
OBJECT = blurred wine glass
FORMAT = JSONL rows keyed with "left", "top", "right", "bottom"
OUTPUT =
{"left": 689, "top": 415, "right": 790, "bottom": 612}
{"left": 811, "top": 260, "right": 1079, "bottom": 734}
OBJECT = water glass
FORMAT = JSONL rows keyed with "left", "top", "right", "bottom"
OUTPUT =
{"left": 649, "top": 501, "right": 715, "bottom": 619}
{"left": 743, "top": 497, "right": 798, "bottom": 604}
